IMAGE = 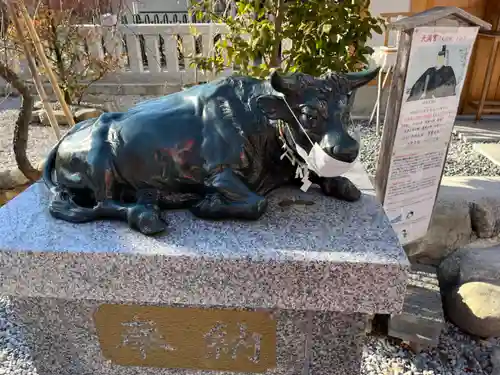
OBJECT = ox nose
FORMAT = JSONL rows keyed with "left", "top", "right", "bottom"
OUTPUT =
{"left": 330, "top": 143, "right": 359, "bottom": 163}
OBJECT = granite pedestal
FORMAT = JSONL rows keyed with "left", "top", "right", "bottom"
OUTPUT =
{"left": 0, "top": 162, "right": 409, "bottom": 375}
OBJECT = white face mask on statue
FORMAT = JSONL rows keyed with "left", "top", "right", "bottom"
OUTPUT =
{"left": 278, "top": 95, "right": 360, "bottom": 191}
{"left": 294, "top": 139, "right": 359, "bottom": 178}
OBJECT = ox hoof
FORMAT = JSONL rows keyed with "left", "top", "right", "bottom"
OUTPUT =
{"left": 48, "top": 191, "right": 98, "bottom": 223}
{"left": 320, "top": 176, "right": 361, "bottom": 202}
{"left": 128, "top": 205, "right": 167, "bottom": 235}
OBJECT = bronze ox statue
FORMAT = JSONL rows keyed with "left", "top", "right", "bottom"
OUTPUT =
{"left": 42, "top": 69, "right": 378, "bottom": 235}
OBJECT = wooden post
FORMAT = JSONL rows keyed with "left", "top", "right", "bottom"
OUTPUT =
{"left": 374, "top": 29, "right": 412, "bottom": 202}
{"left": 11, "top": 0, "right": 75, "bottom": 127}
{"left": 5, "top": 0, "right": 62, "bottom": 140}
{"left": 374, "top": 7, "right": 491, "bottom": 246}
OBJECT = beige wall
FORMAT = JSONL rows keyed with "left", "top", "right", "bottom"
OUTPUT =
{"left": 367, "top": 0, "right": 411, "bottom": 47}
{"left": 132, "top": 0, "right": 190, "bottom": 13}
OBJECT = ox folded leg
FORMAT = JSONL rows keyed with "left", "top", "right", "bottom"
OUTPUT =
{"left": 86, "top": 124, "right": 166, "bottom": 235}
{"left": 49, "top": 143, "right": 166, "bottom": 235}
{"left": 49, "top": 193, "right": 166, "bottom": 236}
{"left": 190, "top": 168, "right": 268, "bottom": 220}
{"left": 317, "top": 176, "right": 361, "bottom": 202}
{"left": 94, "top": 190, "right": 167, "bottom": 235}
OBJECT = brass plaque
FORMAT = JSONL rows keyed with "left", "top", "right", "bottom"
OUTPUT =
{"left": 93, "top": 304, "right": 277, "bottom": 372}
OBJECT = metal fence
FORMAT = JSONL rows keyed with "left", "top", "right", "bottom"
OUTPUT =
{"left": 120, "top": 11, "right": 194, "bottom": 24}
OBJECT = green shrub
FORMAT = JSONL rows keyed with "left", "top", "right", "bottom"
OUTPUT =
{"left": 189, "top": 0, "right": 385, "bottom": 79}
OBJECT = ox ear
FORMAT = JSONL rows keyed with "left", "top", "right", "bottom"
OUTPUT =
{"left": 343, "top": 67, "right": 380, "bottom": 92}
{"left": 257, "top": 95, "right": 289, "bottom": 120}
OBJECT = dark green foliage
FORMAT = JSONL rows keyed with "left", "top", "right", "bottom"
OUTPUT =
{"left": 189, "top": 0, "right": 385, "bottom": 78}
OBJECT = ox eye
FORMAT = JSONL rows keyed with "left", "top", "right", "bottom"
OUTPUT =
{"left": 301, "top": 108, "right": 318, "bottom": 120}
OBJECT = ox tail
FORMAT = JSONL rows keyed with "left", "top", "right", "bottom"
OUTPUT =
{"left": 42, "top": 139, "right": 59, "bottom": 193}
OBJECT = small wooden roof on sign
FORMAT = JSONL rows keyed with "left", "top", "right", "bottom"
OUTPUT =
{"left": 391, "top": 6, "right": 492, "bottom": 31}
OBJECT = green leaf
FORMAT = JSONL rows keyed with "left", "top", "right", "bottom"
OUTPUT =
{"left": 187, "top": 0, "right": 384, "bottom": 78}
{"left": 322, "top": 24, "right": 332, "bottom": 35}
{"left": 373, "top": 24, "right": 383, "bottom": 34}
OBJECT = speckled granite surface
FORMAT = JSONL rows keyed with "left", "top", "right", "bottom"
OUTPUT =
{"left": 11, "top": 297, "right": 368, "bottom": 375}
{"left": 0, "top": 162, "right": 409, "bottom": 314}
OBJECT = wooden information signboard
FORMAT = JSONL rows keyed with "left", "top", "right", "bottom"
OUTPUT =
{"left": 375, "top": 7, "right": 491, "bottom": 246}
{"left": 94, "top": 304, "right": 277, "bottom": 372}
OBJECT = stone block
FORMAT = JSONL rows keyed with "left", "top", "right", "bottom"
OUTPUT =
{"left": 438, "top": 245, "right": 500, "bottom": 294}
{"left": 0, "top": 184, "right": 30, "bottom": 206}
{"left": 453, "top": 121, "right": 500, "bottom": 143}
{"left": 404, "top": 176, "right": 500, "bottom": 264}
{"left": 0, "top": 168, "right": 29, "bottom": 190}
{"left": 11, "top": 298, "right": 368, "bottom": 375}
{"left": 31, "top": 109, "right": 43, "bottom": 123}
{"left": 404, "top": 197, "right": 472, "bottom": 265}
{"left": 473, "top": 143, "right": 500, "bottom": 167}
{"left": 388, "top": 264, "right": 445, "bottom": 351}
{"left": 439, "top": 176, "right": 500, "bottom": 239}
{"left": 74, "top": 108, "right": 103, "bottom": 122}
{"left": 84, "top": 82, "right": 179, "bottom": 96}
{"left": 103, "top": 100, "right": 120, "bottom": 112}
{"left": 38, "top": 109, "right": 71, "bottom": 126}
{"left": 0, "top": 162, "right": 409, "bottom": 375}
{"left": 34, "top": 100, "right": 43, "bottom": 110}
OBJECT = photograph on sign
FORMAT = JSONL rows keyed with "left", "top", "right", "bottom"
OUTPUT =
{"left": 383, "top": 26, "right": 479, "bottom": 245}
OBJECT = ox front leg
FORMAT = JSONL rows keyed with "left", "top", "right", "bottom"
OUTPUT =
{"left": 126, "top": 204, "right": 166, "bottom": 236}
{"left": 122, "top": 189, "right": 167, "bottom": 235}
{"left": 317, "top": 176, "right": 361, "bottom": 202}
{"left": 190, "top": 168, "right": 268, "bottom": 220}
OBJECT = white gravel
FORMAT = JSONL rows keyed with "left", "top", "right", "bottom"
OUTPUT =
{"left": 0, "top": 297, "right": 38, "bottom": 375}
{"left": 363, "top": 323, "right": 500, "bottom": 375}
{"left": 1, "top": 103, "right": 500, "bottom": 374}
{"left": 0, "top": 109, "right": 60, "bottom": 174}
{"left": 0, "top": 95, "right": 159, "bottom": 174}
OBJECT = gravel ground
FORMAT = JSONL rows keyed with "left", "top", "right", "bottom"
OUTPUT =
{"left": 0, "top": 297, "right": 38, "bottom": 375}
{"left": 363, "top": 324, "right": 500, "bottom": 375}
{"left": 0, "top": 109, "right": 60, "bottom": 173}
{"left": 1, "top": 103, "right": 500, "bottom": 374}
{"left": 0, "top": 95, "right": 157, "bottom": 173}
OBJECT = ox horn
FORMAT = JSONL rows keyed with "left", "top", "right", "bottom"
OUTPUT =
{"left": 343, "top": 67, "right": 380, "bottom": 93}
{"left": 270, "top": 70, "right": 296, "bottom": 94}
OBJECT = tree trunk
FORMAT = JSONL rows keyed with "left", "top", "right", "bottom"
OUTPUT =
{"left": 270, "top": 0, "right": 285, "bottom": 68}
{"left": 0, "top": 62, "right": 40, "bottom": 182}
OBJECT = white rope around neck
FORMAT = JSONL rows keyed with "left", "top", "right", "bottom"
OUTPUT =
{"left": 277, "top": 95, "right": 314, "bottom": 190}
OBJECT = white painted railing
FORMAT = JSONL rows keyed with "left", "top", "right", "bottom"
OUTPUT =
{"left": 76, "top": 23, "right": 232, "bottom": 85}
{"left": 4, "top": 23, "right": 296, "bottom": 88}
